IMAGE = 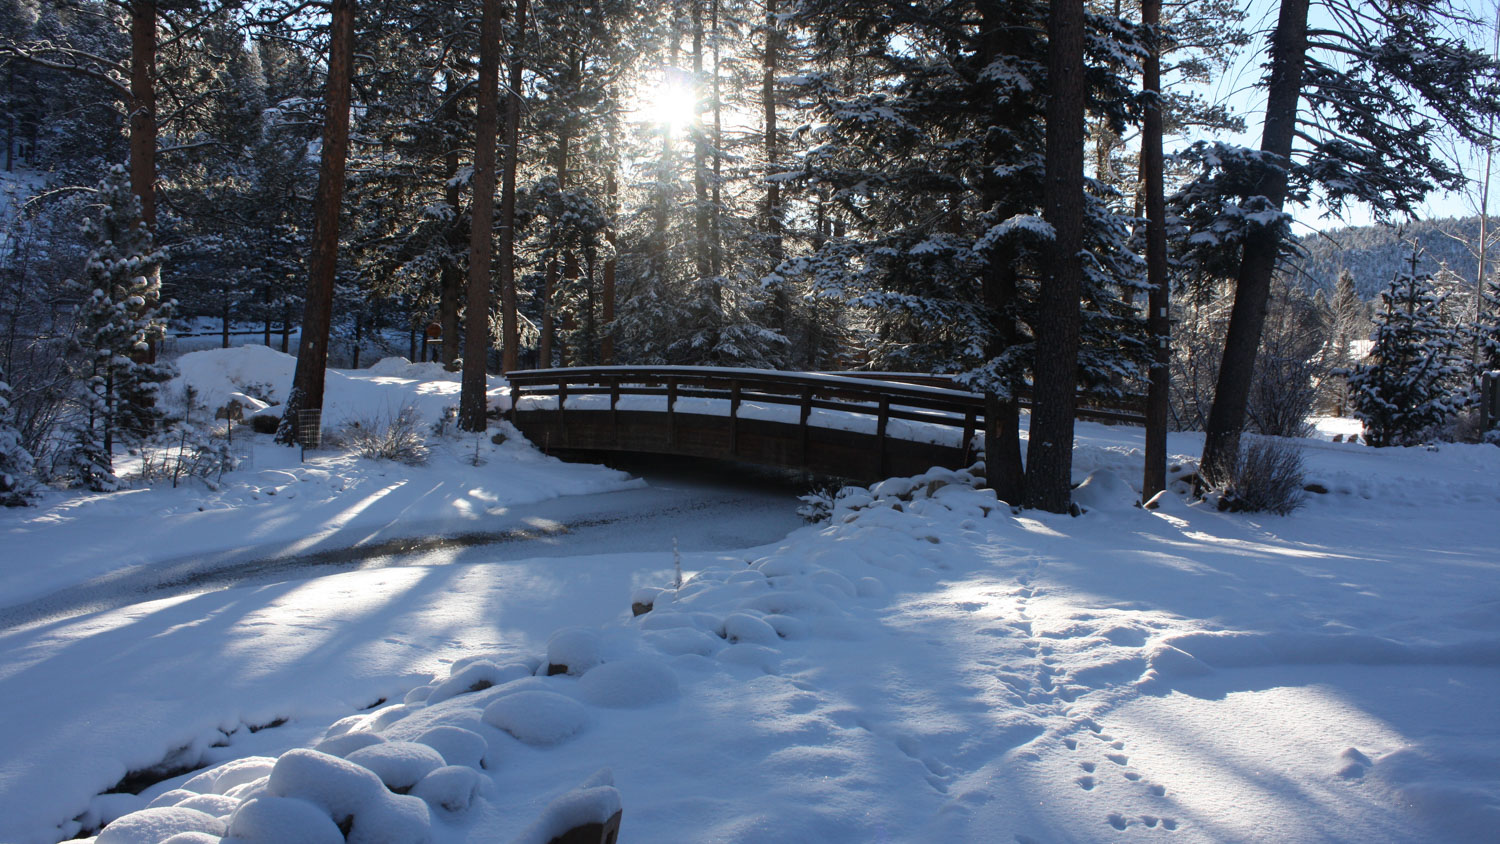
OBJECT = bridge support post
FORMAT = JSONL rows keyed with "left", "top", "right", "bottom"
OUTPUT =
{"left": 667, "top": 378, "right": 678, "bottom": 446}
{"left": 877, "top": 398, "right": 890, "bottom": 478}
{"left": 610, "top": 377, "right": 620, "bottom": 446}
{"left": 799, "top": 386, "right": 812, "bottom": 465}
{"left": 730, "top": 381, "right": 742, "bottom": 456}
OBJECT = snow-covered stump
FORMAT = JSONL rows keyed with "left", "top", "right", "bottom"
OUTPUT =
{"left": 512, "top": 770, "right": 622, "bottom": 844}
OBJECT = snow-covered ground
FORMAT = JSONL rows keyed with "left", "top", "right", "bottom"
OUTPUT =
{"left": 0, "top": 348, "right": 1496, "bottom": 843}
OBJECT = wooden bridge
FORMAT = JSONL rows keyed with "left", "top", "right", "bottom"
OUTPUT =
{"left": 506, "top": 366, "right": 1143, "bottom": 483}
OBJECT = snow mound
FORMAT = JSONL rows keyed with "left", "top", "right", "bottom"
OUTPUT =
{"left": 414, "top": 726, "right": 488, "bottom": 769}
{"left": 509, "top": 771, "right": 621, "bottom": 844}
{"left": 577, "top": 658, "right": 680, "bottom": 708}
{"left": 183, "top": 757, "right": 276, "bottom": 795}
{"left": 265, "top": 749, "right": 388, "bottom": 824}
{"left": 345, "top": 742, "right": 447, "bottom": 793}
{"left": 1070, "top": 469, "right": 1139, "bottom": 514}
{"left": 313, "top": 731, "right": 386, "bottom": 758}
{"left": 721, "top": 612, "right": 779, "bottom": 645}
{"left": 94, "top": 807, "right": 225, "bottom": 844}
{"left": 410, "top": 766, "right": 483, "bottom": 813}
{"left": 225, "top": 796, "right": 344, "bottom": 844}
{"left": 546, "top": 628, "right": 601, "bottom": 675}
{"left": 427, "top": 660, "right": 532, "bottom": 705}
{"left": 346, "top": 792, "right": 430, "bottom": 844}
{"left": 482, "top": 691, "right": 589, "bottom": 746}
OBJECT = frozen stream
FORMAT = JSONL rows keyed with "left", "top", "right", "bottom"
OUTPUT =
{"left": 0, "top": 457, "right": 807, "bottom": 632}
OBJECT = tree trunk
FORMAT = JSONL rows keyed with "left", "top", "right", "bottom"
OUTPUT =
{"left": 1198, "top": 0, "right": 1310, "bottom": 487}
{"left": 602, "top": 95, "right": 618, "bottom": 365}
{"left": 710, "top": 0, "right": 723, "bottom": 281}
{"left": 985, "top": 259, "right": 1024, "bottom": 506}
{"left": 763, "top": 0, "right": 787, "bottom": 337}
{"left": 279, "top": 0, "right": 355, "bottom": 445}
{"left": 1023, "top": 0, "right": 1087, "bottom": 513}
{"left": 129, "top": 0, "right": 156, "bottom": 229}
{"left": 1141, "top": 0, "right": 1171, "bottom": 503}
{"left": 499, "top": 0, "right": 529, "bottom": 373}
{"left": 459, "top": 0, "right": 502, "bottom": 432}
{"left": 439, "top": 73, "right": 464, "bottom": 369}
{"left": 692, "top": 0, "right": 711, "bottom": 287}
{"left": 539, "top": 130, "right": 568, "bottom": 369}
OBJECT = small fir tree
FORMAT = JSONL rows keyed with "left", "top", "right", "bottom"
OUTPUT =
{"left": 1348, "top": 246, "right": 1465, "bottom": 447}
{"left": 64, "top": 164, "right": 172, "bottom": 489}
{"left": 0, "top": 366, "right": 37, "bottom": 505}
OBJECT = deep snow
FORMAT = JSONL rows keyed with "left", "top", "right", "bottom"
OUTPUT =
{"left": 0, "top": 347, "right": 1496, "bottom": 843}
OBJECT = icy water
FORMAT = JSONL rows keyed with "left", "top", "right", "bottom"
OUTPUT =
{"left": 0, "top": 456, "right": 807, "bottom": 630}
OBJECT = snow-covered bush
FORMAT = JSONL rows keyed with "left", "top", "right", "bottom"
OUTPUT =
{"left": 1216, "top": 437, "right": 1305, "bottom": 515}
{"left": 335, "top": 406, "right": 429, "bottom": 465}
{"left": 138, "top": 426, "right": 236, "bottom": 489}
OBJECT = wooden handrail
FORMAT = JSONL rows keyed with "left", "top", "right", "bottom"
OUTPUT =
{"left": 508, "top": 366, "right": 1144, "bottom": 427}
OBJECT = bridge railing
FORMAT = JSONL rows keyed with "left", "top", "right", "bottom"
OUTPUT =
{"left": 507, "top": 366, "right": 1143, "bottom": 447}
{"left": 508, "top": 365, "right": 987, "bottom": 451}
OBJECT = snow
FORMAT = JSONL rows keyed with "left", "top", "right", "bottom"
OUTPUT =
{"left": 1, "top": 349, "right": 1498, "bottom": 843}
{"left": 482, "top": 690, "right": 591, "bottom": 747}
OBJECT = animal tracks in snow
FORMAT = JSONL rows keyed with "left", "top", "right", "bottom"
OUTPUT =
{"left": 1061, "top": 725, "right": 1181, "bottom": 833}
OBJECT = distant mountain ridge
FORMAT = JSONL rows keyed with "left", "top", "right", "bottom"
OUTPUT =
{"left": 1288, "top": 216, "right": 1487, "bottom": 300}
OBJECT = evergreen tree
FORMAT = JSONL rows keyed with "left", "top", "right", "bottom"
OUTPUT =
{"left": 1188, "top": 0, "right": 1500, "bottom": 485}
{"left": 0, "top": 364, "right": 36, "bottom": 505}
{"left": 66, "top": 163, "right": 172, "bottom": 489}
{"left": 1479, "top": 272, "right": 1500, "bottom": 374}
{"left": 1348, "top": 245, "right": 1465, "bottom": 447}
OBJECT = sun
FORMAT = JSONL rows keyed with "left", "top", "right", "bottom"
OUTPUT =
{"left": 639, "top": 69, "right": 699, "bottom": 135}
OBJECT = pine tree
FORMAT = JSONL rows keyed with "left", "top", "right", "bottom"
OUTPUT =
{"left": 1191, "top": 0, "right": 1500, "bottom": 485}
{"left": 1479, "top": 273, "right": 1500, "bottom": 374}
{"left": 66, "top": 163, "right": 172, "bottom": 489}
{"left": 0, "top": 364, "right": 37, "bottom": 505}
{"left": 1348, "top": 245, "right": 1465, "bottom": 447}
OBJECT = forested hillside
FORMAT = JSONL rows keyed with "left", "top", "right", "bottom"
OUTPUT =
{"left": 1292, "top": 216, "right": 1488, "bottom": 300}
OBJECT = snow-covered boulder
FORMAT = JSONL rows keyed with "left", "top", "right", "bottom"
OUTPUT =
{"left": 546, "top": 628, "right": 601, "bottom": 676}
{"left": 577, "top": 658, "right": 680, "bottom": 709}
{"left": 414, "top": 725, "right": 488, "bottom": 769}
{"left": 482, "top": 690, "right": 589, "bottom": 746}
{"left": 345, "top": 742, "right": 447, "bottom": 793}
{"left": 95, "top": 807, "right": 226, "bottom": 844}
{"left": 225, "top": 796, "right": 344, "bottom": 844}
{"left": 410, "top": 766, "right": 483, "bottom": 813}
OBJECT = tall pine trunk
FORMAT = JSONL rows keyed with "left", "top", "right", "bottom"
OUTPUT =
{"left": 129, "top": 0, "right": 156, "bottom": 230}
{"left": 602, "top": 91, "right": 619, "bottom": 365}
{"left": 1199, "top": 0, "right": 1310, "bottom": 487}
{"left": 762, "top": 0, "right": 787, "bottom": 337}
{"left": 692, "top": 0, "right": 711, "bottom": 288}
{"left": 459, "top": 0, "right": 502, "bottom": 431}
{"left": 439, "top": 73, "right": 464, "bottom": 369}
{"left": 279, "top": 0, "right": 355, "bottom": 445}
{"left": 1141, "top": 0, "right": 1170, "bottom": 502}
{"left": 499, "top": 0, "right": 529, "bottom": 373}
{"left": 1023, "top": 0, "right": 1087, "bottom": 513}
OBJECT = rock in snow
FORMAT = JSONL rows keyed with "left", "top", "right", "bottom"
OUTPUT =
{"left": 577, "top": 658, "right": 680, "bottom": 708}
{"left": 94, "top": 807, "right": 225, "bottom": 844}
{"left": 482, "top": 691, "right": 590, "bottom": 746}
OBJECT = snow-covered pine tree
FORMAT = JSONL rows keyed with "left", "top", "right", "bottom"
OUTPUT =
{"left": 0, "top": 365, "right": 37, "bottom": 506}
{"left": 65, "top": 163, "right": 172, "bottom": 489}
{"left": 1348, "top": 244, "right": 1466, "bottom": 447}
{"left": 1479, "top": 272, "right": 1500, "bottom": 374}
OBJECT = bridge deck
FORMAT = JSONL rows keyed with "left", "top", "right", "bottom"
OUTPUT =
{"left": 506, "top": 367, "right": 1143, "bottom": 483}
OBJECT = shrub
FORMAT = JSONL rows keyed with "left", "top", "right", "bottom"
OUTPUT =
{"left": 139, "top": 426, "right": 237, "bottom": 489}
{"left": 1216, "top": 436, "right": 1305, "bottom": 515}
{"left": 339, "top": 406, "right": 429, "bottom": 465}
